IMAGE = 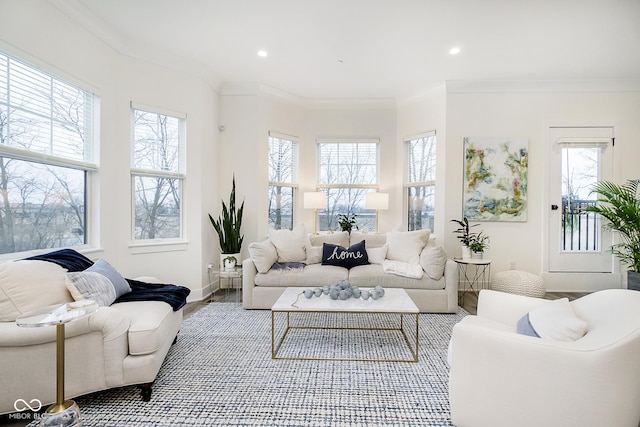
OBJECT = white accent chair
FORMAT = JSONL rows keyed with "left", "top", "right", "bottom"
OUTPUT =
{"left": 449, "top": 289, "right": 640, "bottom": 427}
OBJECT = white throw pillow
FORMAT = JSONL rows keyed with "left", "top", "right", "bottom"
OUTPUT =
{"left": 248, "top": 239, "right": 278, "bottom": 273}
{"left": 0, "top": 260, "right": 73, "bottom": 321}
{"left": 386, "top": 229, "right": 431, "bottom": 263}
{"left": 420, "top": 240, "right": 447, "bottom": 280}
{"left": 517, "top": 298, "right": 588, "bottom": 341}
{"left": 367, "top": 244, "right": 388, "bottom": 264}
{"left": 268, "top": 224, "right": 307, "bottom": 262}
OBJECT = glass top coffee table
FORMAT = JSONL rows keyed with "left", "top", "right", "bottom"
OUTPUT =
{"left": 271, "top": 287, "right": 419, "bottom": 362}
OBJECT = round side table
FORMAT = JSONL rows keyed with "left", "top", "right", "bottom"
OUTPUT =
{"left": 453, "top": 258, "right": 492, "bottom": 306}
{"left": 17, "top": 300, "right": 98, "bottom": 427}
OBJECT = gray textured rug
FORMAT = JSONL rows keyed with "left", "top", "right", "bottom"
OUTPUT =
{"left": 35, "top": 303, "right": 467, "bottom": 426}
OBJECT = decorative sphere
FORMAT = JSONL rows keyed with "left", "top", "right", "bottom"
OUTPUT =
{"left": 304, "top": 289, "right": 313, "bottom": 299}
{"left": 329, "top": 288, "right": 340, "bottom": 300}
{"left": 339, "top": 290, "right": 350, "bottom": 300}
{"left": 322, "top": 285, "right": 330, "bottom": 295}
{"left": 375, "top": 285, "right": 385, "bottom": 297}
{"left": 371, "top": 290, "right": 381, "bottom": 300}
{"left": 313, "top": 287, "right": 323, "bottom": 297}
{"left": 351, "top": 288, "right": 362, "bottom": 298}
{"left": 361, "top": 290, "right": 370, "bottom": 300}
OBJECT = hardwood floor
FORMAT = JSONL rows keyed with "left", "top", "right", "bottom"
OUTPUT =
{"left": 460, "top": 290, "right": 590, "bottom": 315}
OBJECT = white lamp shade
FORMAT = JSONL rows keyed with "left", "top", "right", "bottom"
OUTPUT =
{"left": 366, "top": 192, "right": 389, "bottom": 210}
{"left": 304, "top": 192, "right": 326, "bottom": 209}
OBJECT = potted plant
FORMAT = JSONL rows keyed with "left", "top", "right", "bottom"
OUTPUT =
{"left": 585, "top": 179, "right": 640, "bottom": 291}
{"left": 209, "top": 176, "right": 244, "bottom": 269}
{"left": 451, "top": 218, "right": 479, "bottom": 259}
{"left": 337, "top": 214, "right": 358, "bottom": 234}
{"left": 468, "top": 232, "right": 490, "bottom": 259}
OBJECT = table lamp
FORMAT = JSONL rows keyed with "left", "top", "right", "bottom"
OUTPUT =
{"left": 304, "top": 191, "right": 326, "bottom": 234}
{"left": 366, "top": 192, "right": 389, "bottom": 233}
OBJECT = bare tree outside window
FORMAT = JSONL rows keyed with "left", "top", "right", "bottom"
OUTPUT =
{"left": 268, "top": 135, "right": 297, "bottom": 230}
{"left": 131, "top": 109, "right": 184, "bottom": 240}
{"left": 318, "top": 141, "right": 378, "bottom": 232}
{"left": 405, "top": 134, "right": 436, "bottom": 231}
{"left": 0, "top": 52, "right": 93, "bottom": 254}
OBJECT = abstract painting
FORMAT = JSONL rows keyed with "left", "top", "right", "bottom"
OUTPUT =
{"left": 463, "top": 137, "right": 528, "bottom": 221}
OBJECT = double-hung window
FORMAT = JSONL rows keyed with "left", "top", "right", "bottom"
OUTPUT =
{"left": 0, "top": 51, "right": 97, "bottom": 255}
{"left": 317, "top": 138, "right": 379, "bottom": 231}
{"left": 268, "top": 132, "right": 298, "bottom": 230}
{"left": 131, "top": 104, "right": 185, "bottom": 240}
{"left": 405, "top": 132, "right": 436, "bottom": 231}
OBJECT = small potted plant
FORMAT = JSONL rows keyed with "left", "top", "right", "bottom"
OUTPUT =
{"left": 337, "top": 214, "right": 358, "bottom": 234}
{"left": 468, "top": 232, "right": 490, "bottom": 259}
{"left": 209, "top": 176, "right": 244, "bottom": 269}
{"left": 451, "top": 218, "right": 479, "bottom": 259}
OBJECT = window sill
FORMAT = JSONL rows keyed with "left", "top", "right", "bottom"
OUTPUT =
{"left": 128, "top": 239, "right": 189, "bottom": 255}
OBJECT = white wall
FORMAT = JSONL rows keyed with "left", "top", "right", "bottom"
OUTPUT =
{"left": 0, "top": 1, "right": 220, "bottom": 300}
{"left": 443, "top": 83, "right": 640, "bottom": 291}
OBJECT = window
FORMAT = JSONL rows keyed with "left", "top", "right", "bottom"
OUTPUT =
{"left": 268, "top": 132, "right": 298, "bottom": 230}
{"left": 405, "top": 132, "right": 436, "bottom": 231}
{"left": 0, "top": 51, "right": 96, "bottom": 255}
{"left": 317, "top": 139, "right": 378, "bottom": 231}
{"left": 131, "top": 104, "right": 185, "bottom": 240}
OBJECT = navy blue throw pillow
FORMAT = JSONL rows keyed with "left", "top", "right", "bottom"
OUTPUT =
{"left": 322, "top": 240, "right": 369, "bottom": 269}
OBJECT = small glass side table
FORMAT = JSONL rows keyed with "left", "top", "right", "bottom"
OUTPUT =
{"left": 454, "top": 258, "right": 491, "bottom": 306}
{"left": 210, "top": 267, "right": 243, "bottom": 303}
{"left": 17, "top": 300, "right": 98, "bottom": 427}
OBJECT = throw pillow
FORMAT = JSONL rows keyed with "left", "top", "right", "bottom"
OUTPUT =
{"left": 66, "top": 271, "right": 118, "bottom": 306}
{"left": 516, "top": 298, "right": 588, "bottom": 341}
{"left": 248, "top": 239, "right": 278, "bottom": 273}
{"left": 420, "top": 240, "right": 446, "bottom": 280}
{"left": 321, "top": 240, "right": 369, "bottom": 269}
{"left": 386, "top": 229, "right": 431, "bottom": 263}
{"left": 366, "top": 244, "right": 388, "bottom": 264}
{"left": 0, "top": 260, "right": 73, "bottom": 321}
{"left": 304, "top": 236, "right": 323, "bottom": 265}
{"left": 268, "top": 224, "right": 307, "bottom": 262}
{"left": 65, "top": 259, "right": 131, "bottom": 307}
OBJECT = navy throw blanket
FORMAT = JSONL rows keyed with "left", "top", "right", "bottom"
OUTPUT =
{"left": 116, "top": 279, "right": 191, "bottom": 311}
{"left": 24, "top": 248, "right": 190, "bottom": 311}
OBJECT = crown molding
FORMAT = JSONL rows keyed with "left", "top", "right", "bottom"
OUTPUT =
{"left": 446, "top": 79, "right": 640, "bottom": 94}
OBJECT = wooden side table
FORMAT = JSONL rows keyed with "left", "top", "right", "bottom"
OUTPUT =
{"left": 16, "top": 300, "right": 98, "bottom": 426}
{"left": 454, "top": 258, "right": 491, "bottom": 306}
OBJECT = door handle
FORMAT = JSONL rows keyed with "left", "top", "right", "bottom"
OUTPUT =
{"left": 551, "top": 204, "right": 559, "bottom": 210}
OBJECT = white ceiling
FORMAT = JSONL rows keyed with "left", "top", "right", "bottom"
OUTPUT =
{"left": 53, "top": 0, "right": 640, "bottom": 100}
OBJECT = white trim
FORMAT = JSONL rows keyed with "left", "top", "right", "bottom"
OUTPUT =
{"left": 268, "top": 131, "right": 299, "bottom": 141}
{"left": 316, "top": 137, "right": 380, "bottom": 144}
{"left": 403, "top": 130, "right": 436, "bottom": 142}
{"left": 0, "top": 144, "right": 98, "bottom": 171}
{"left": 130, "top": 102, "right": 187, "bottom": 120}
{"left": 555, "top": 137, "right": 612, "bottom": 148}
{"left": 130, "top": 168, "right": 185, "bottom": 179}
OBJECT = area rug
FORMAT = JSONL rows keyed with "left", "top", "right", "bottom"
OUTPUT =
{"left": 37, "top": 303, "right": 467, "bottom": 426}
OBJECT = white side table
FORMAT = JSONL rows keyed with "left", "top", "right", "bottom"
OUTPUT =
{"left": 454, "top": 258, "right": 491, "bottom": 306}
{"left": 16, "top": 300, "right": 98, "bottom": 426}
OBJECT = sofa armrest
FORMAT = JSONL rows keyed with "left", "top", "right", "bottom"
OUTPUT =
{"left": 476, "top": 289, "right": 550, "bottom": 325}
{"left": 0, "top": 306, "right": 129, "bottom": 347}
{"left": 242, "top": 257, "right": 258, "bottom": 309}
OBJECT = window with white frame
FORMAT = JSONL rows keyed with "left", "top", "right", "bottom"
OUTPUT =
{"left": 268, "top": 132, "right": 298, "bottom": 230}
{"left": 0, "top": 50, "right": 97, "bottom": 255}
{"left": 317, "top": 138, "right": 378, "bottom": 232}
{"left": 405, "top": 132, "right": 436, "bottom": 231}
{"left": 131, "top": 104, "right": 185, "bottom": 240}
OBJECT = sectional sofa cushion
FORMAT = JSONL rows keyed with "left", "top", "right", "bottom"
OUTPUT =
{"left": 386, "top": 229, "right": 431, "bottom": 263}
{"left": 420, "top": 239, "right": 447, "bottom": 280}
{"left": 268, "top": 225, "right": 307, "bottom": 262}
{"left": 0, "top": 260, "right": 73, "bottom": 321}
{"left": 305, "top": 232, "right": 350, "bottom": 264}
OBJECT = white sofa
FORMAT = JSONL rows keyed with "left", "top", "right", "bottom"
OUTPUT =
{"left": 243, "top": 229, "right": 458, "bottom": 313}
{"left": 449, "top": 289, "right": 640, "bottom": 427}
{"left": 0, "top": 256, "right": 184, "bottom": 415}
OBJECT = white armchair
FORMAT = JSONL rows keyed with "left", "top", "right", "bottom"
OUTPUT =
{"left": 449, "top": 289, "right": 640, "bottom": 427}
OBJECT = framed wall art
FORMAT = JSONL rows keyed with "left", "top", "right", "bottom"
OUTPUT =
{"left": 463, "top": 137, "right": 528, "bottom": 222}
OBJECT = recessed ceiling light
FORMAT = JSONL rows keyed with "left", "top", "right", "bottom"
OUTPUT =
{"left": 257, "top": 50, "right": 268, "bottom": 58}
{"left": 449, "top": 47, "right": 461, "bottom": 55}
